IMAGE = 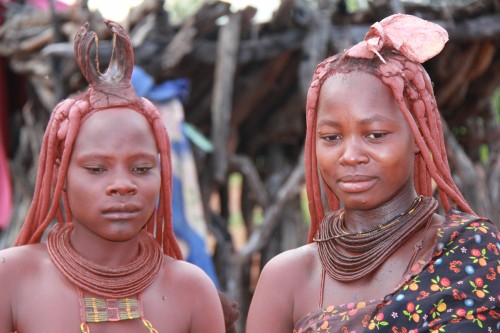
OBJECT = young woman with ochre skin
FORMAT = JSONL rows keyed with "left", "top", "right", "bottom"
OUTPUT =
{"left": 0, "top": 21, "right": 226, "bottom": 333}
{"left": 247, "top": 14, "right": 499, "bottom": 333}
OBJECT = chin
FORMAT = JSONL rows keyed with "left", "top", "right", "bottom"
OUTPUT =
{"left": 338, "top": 194, "right": 373, "bottom": 210}
{"left": 102, "top": 228, "right": 143, "bottom": 242}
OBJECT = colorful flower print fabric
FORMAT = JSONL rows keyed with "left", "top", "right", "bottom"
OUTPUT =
{"left": 293, "top": 210, "right": 500, "bottom": 332}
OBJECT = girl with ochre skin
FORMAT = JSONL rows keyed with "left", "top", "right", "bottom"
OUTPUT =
{"left": 247, "top": 14, "right": 499, "bottom": 333}
{"left": 0, "top": 21, "right": 226, "bottom": 332}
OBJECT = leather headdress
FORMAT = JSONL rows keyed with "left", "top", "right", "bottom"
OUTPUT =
{"left": 74, "top": 19, "right": 138, "bottom": 108}
{"left": 346, "top": 13, "right": 448, "bottom": 63}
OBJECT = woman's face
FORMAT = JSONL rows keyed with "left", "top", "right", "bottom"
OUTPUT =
{"left": 315, "top": 72, "right": 419, "bottom": 211}
{"left": 66, "top": 107, "right": 161, "bottom": 243}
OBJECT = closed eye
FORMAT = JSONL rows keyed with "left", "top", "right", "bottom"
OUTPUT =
{"left": 85, "top": 167, "right": 106, "bottom": 174}
{"left": 132, "top": 167, "right": 153, "bottom": 175}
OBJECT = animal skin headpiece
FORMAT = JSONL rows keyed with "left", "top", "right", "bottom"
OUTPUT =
{"left": 345, "top": 14, "right": 448, "bottom": 63}
{"left": 16, "top": 20, "right": 182, "bottom": 259}
{"left": 304, "top": 14, "right": 473, "bottom": 242}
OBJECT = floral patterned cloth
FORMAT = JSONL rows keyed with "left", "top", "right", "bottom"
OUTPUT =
{"left": 293, "top": 210, "right": 500, "bottom": 332}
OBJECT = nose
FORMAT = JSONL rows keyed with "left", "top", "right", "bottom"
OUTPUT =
{"left": 339, "top": 137, "right": 369, "bottom": 166}
{"left": 105, "top": 171, "right": 138, "bottom": 196}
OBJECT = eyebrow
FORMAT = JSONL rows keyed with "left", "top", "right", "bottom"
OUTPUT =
{"left": 359, "top": 115, "right": 394, "bottom": 125}
{"left": 317, "top": 115, "right": 395, "bottom": 127}
{"left": 75, "top": 152, "right": 158, "bottom": 161}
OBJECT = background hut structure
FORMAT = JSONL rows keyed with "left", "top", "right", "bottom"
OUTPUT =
{"left": 1, "top": 0, "right": 499, "bottom": 329}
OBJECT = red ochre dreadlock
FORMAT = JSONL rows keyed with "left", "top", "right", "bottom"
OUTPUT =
{"left": 305, "top": 16, "right": 474, "bottom": 243}
{"left": 15, "top": 20, "right": 182, "bottom": 259}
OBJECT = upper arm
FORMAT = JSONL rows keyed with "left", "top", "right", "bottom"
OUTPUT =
{"left": 177, "top": 263, "right": 225, "bottom": 333}
{"left": 246, "top": 251, "right": 300, "bottom": 333}
{"left": 0, "top": 248, "right": 19, "bottom": 332}
{"left": 0, "top": 271, "right": 13, "bottom": 331}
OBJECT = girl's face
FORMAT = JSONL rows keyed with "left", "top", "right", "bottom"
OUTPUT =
{"left": 316, "top": 72, "right": 419, "bottom": 211}
{"left": 66, "top": 107, "right": 161, "bottom": 242}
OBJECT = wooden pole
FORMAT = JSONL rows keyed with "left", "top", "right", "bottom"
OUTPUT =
{"left": 211, "top": 13, "right": 242, "bottom": 184}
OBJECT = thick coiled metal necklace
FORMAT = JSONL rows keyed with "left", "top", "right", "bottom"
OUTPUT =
{"left": 314, "top": 196, "right": 438, "bottom": 281}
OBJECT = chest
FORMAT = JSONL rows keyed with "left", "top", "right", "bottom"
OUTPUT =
{"left": 293, "top": 227, "right": 437, "bottom": 321}
{"left": 12, "top": 267, "right": 190, "bottom": 333}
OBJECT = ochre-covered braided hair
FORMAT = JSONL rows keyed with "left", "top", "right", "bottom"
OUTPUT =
{"left": 15, "top": 20, "right": 182, "bottom": 259}
{"left": 305, "top": 14, "right": 474, "bottom": 243}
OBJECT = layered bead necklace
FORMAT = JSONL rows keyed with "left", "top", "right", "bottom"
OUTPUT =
{"left": 47, "top": 223, "right": 163, "bottom": 332}
{"left": 314, "top": 196, "right": 438, "bottom": 281}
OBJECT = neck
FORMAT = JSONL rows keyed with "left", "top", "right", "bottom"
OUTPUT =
{"left": 343, "top": 187, "right": 419, "bottom": 233}
{"left": 47, "top": 222, "right": 164, "bottom": 298}
{"left": 70, "top": 224, "right": 141, "bottom": 267}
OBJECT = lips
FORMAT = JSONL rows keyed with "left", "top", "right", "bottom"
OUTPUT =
{"left": 102, "top": 203, "right": 141, "bottom": 219}
{"left": 337, "top": 175, "right": 377, "bottom": 193}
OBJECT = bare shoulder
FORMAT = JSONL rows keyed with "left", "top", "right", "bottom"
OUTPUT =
{"left": 247, "top": 244, "right": 320, "bottom": 333}
{"left": 156, "top": 256, "right": 221, "bottom": 306}
{"left": 0, "top": 243, "right": 49, "bottom": 280}
{"left": 0, "top": 244, "right": 50, "bottom": 330}
{"left": 161, "top": 255, "right": 218, "bottom": 290}
{"left": 258, "top": 243, "right": 321, "bottom": 309}
{"left": 0, "top": 243, "right": 53, "bottom": 298}
{"left": 261, "top": 243, "right": 319, "bottom": 279}
{"left": 153, "top": 256, "right": 225, "bottom": 333}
